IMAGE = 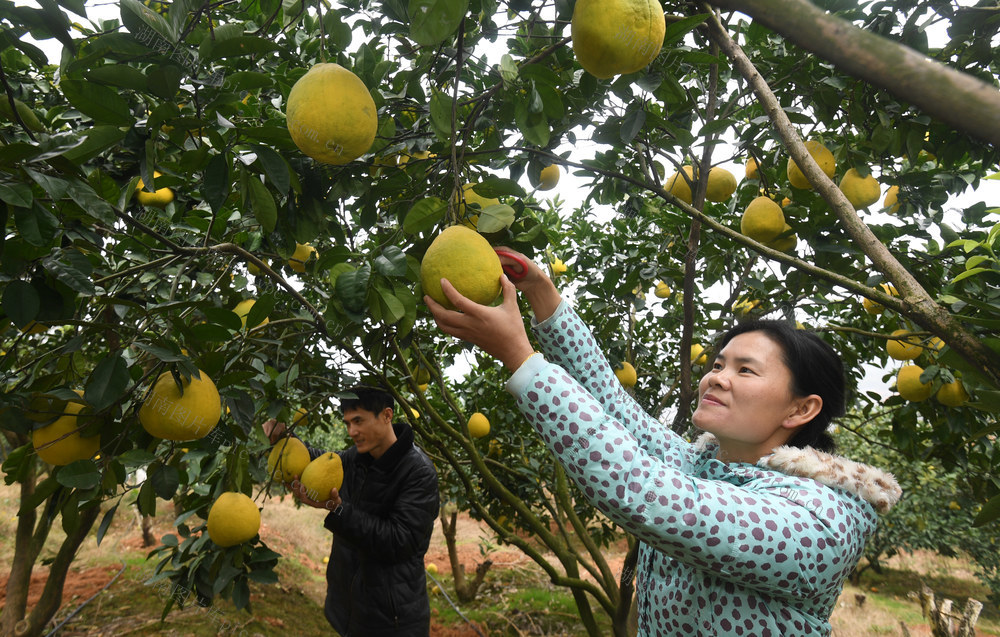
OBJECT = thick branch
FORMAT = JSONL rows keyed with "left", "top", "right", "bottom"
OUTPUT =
{"left": 711, "top": 0, "right": 1000, "bottom": 147}
{"left": 704, "top": 13, "right": 1000, "bottom": 388}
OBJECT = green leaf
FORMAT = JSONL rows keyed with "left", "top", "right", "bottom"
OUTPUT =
{"left": 620, "top": 109, "right": 646, "bottom": 143}
{"left": 56, "top": 460, "right": 101, "bottom": 490}
{"left": 476, "top": 204, "right": 515, "bottom": 233}
{"left": 151, "top": 464, "right": 179, "bottom": 500}
{"left": 408, "top": 0, "right": 469, "bottom": 46}
{"left": 972, "top": 492, "right": 1000, "bottom": 527}
{"left": 373, "top": 246, "right": 409, "bottom": 277}
{"left": 403, "top": 197, "right": 447, "bottom": 234}
{"left": 429, "top": 90, "right": 453, "bottom": 141}
{"left": 65, "top": 180, "right": 116, "bottom": 224}
{"left": 336, "top": 265, "right": 371, "bottom": 313}
{"left": 96, "top": 504, "right": 117, "bottom": 547}
{"left": 45, "top": 247, "right": 96, "bottom": 295}
{"left": 85, "top": 352, "right": 129, "bottom": 412}
{"left": 253, "top": 146, "right": 291, "bottom": 195}
{"left": 2, "top": 280, "right": 40, "bottom": 326}
{"left": 2, "top": 444, "right": 33, "bottom": 485}
{"left": 376, "top": 286, "right": 406, "bottom": 324}
{"left": 247, "top": 178, "right": 277, "bottom": 233}
{"left": 475, "top": 178, "right": 525, "bottom": 198}
{"left": 61, "top": 126, "right": 126, "bottom": 165}
{"left": 515, "top": 100, "right": 549, "bottom": 147}
{"left": 60, "top": 79, "right": 134, "bottom": 126}
{"left": 203, "top": 153, "right": 231, "bottom": 213}
{"left": 951, "top": 267, "right": 990, "bottom": 284}
{"left": 202, "top": 36, "right": 281, "bottom": 62}
{"left": 85, "top": 64, "right": 149, "bottom": 91}
{"left": 0, "top": 183, "right": 33, "bottom": 207}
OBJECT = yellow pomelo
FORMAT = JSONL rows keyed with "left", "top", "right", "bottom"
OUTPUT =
{"left": 936, "top": 379, "right": 969, "bottom": 407}
{"left": 550, "top": 257, "right": 567, "bottom": 276}
{"left": 883, "top": 185, "right": 901, "bottom": 214}
{"left": 233, "top": 299, "right": 269, "bottom": 329}
{"left": 267, "top": 436, "right": 311, "bottom": 482}
{"left": 886, "top": 330, "right": 923, "bottom": 361}
{"left": 417, "top": 383, "right": 429, "bottom": 392}
{"left": 787, "top": 140, "right": 836, "bottom": 190}
{"left": 426, "top": 563, "right": 438, "bottom": 574}
{"left": 690, "top": 343, "right": 708, "bottom": 365}
{"left": 32, "top": 391, "right": 100, "bottom": 466}
{"left": 135, "top": 171, "right": 174, "bottom": 208}
{"left": 745, "top": 157, "right": 759, "bottom": 180}
{"left": 207, "top": 492, "right": 261, "bottom": 547}
{"left": 420, "top": 226, "right": 502, "bottom": 311}
{"left": 741, "top": 196, "right": 785, "bottom": 243}
{"left": 765, "top": 224, "right": 797, "bottom": 252}
{"left": 538, "top": 164, "right": 560, "bottom": 191}
{"left": 705, "top": 167, "right": 737, "bottom": 202}
{"left": 467, "top": 412, "right": 490, "bottom": 438}
{"left": 571, "top": 0, "right": 665, "bottom": 79}
{"left": 291, "top": 406, "right": 309, "bottom": 428}
{"left": 139, "top": 369, "right": 221, "bottom": 441}
{"left": 732, "top": 298, "right": 761, "bottom": 317}
{"left": 862, "top": 282, "right": 897, "bottom": 314}
{"left": 839, "top": 168, "right": 881, "bottom": 209}
{"left": 665, "top": 166, "right": 694, "bottom": 204}
{"left": 300, "top": 452, "right": 344, "bottom": 502}
{"left": 455, "top": 183, "right": 500, "bottom": 229}
{"left": 285, "top": 63, "right": 377, "bottom": 165}
{"left": 614, "top": 361, "right": 637, "bottom": 387}
{"left": 897, "top": 365, "right": 932, "bottom": 402}
{"left": 288, "top": 243, "right": 317, "bottom": 273}
{"left": 654, "top": 281, "right": 671, "bottom": 298}
{"left": 0, "top": 97, "right": 44, "bottom": 132}
{"left": 20, "top": 320, "right": 48, "bottom": 335}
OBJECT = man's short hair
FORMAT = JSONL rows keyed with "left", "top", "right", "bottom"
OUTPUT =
{"left": 339, "top": 385, "right": 394, "bottom": 416}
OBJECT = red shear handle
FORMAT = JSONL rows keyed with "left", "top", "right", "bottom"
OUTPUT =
{"left": 494, "top": 248, "right": 529, "bottom": 281}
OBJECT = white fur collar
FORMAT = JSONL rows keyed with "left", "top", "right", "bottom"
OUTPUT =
{"left": 694, "top": 433, "right": 902, "bottom": 514}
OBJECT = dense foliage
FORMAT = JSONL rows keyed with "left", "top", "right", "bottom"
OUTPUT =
{"left": 1, "top": 0, "right": 998, "bottom": 634}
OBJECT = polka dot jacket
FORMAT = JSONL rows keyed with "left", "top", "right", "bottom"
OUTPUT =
{"left": 506, "top": 301, "right": 901, "bottom": 637}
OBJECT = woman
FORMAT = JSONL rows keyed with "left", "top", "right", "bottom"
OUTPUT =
{"left": 425, "top": 250, "right": 901, "bottom": 637}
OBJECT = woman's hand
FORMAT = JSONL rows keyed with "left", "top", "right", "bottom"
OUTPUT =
{"left": 494, "top": 247, "right": 562, "bottom": 322}
{"left": 426, "top": 274, "right": 536, "bottom": 372}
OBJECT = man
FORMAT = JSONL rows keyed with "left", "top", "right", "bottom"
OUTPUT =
{"left": 262, "top": 386, "right": 439, "bottom": 636}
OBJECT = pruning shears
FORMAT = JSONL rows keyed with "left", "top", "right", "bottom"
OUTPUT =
{"left": 494, "top": 248, "right": 530, "bottom": 282}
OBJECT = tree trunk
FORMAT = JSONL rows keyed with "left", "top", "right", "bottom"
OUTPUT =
{"left": 919, "top": 584, "right": 983, "bottom": 637}
{"left": 20, "top": 505, "right": 101, "bottom": 637}
{"left": 0, "top": 459, "right": 38, "bottom": 637}
{"left": 440, "top": 508, "right": 492, "bottom": 603}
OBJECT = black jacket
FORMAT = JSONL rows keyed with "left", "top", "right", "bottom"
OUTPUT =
{"left": 312, "top": 422, "right": 439, "bottom": 637}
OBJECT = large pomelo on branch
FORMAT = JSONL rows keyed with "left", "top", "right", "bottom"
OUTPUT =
{"left": 285, "top": 63, "right": 377, "bottom": 165}
{"left": 138, "top": 369, "right": 221, "bottom": 441}
{"left": 420, "top": 226, "right": 502, "bottom": 311}
{"left": 571, "top": 0, "right": 666, "bottom": 79}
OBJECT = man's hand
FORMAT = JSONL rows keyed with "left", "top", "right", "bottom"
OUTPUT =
{"left": 289, "top": 476, "right": 343, "bottom": 511}
{"left": 426, "top": 275, "right": 535, "bottom": 372}
{"left": 262, "top": 418, "right": 286, "bottom": 445}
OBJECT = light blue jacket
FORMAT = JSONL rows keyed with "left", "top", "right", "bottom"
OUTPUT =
{"left": 507, "top": 302, "right": 901, "bottom": 636}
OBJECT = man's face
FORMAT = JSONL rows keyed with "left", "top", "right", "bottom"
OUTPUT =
{"left": 342, "top": 406, "right": 396, "bottom": 459}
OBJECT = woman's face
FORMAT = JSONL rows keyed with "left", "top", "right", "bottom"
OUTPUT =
{"left": 692, "top": 331, "right": 808, "bottom": 454}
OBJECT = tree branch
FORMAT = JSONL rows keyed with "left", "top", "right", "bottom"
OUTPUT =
{"left": 710, "top": 0, "right": 1000, "bottom": 147}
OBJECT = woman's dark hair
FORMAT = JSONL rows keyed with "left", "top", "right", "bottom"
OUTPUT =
{"left": 339, "top": 385, "right": 395, "bottom": 417}
{"left": 716, "top": 320, "right": 845, "bottom": 452}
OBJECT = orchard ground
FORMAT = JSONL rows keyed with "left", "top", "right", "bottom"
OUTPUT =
{"left": 0, "top": 483, "right": 997, "bottom": 636}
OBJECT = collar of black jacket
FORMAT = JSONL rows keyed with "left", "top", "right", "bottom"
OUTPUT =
{"left": 357, "top": 421, "right": 415, "bottom": 469}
